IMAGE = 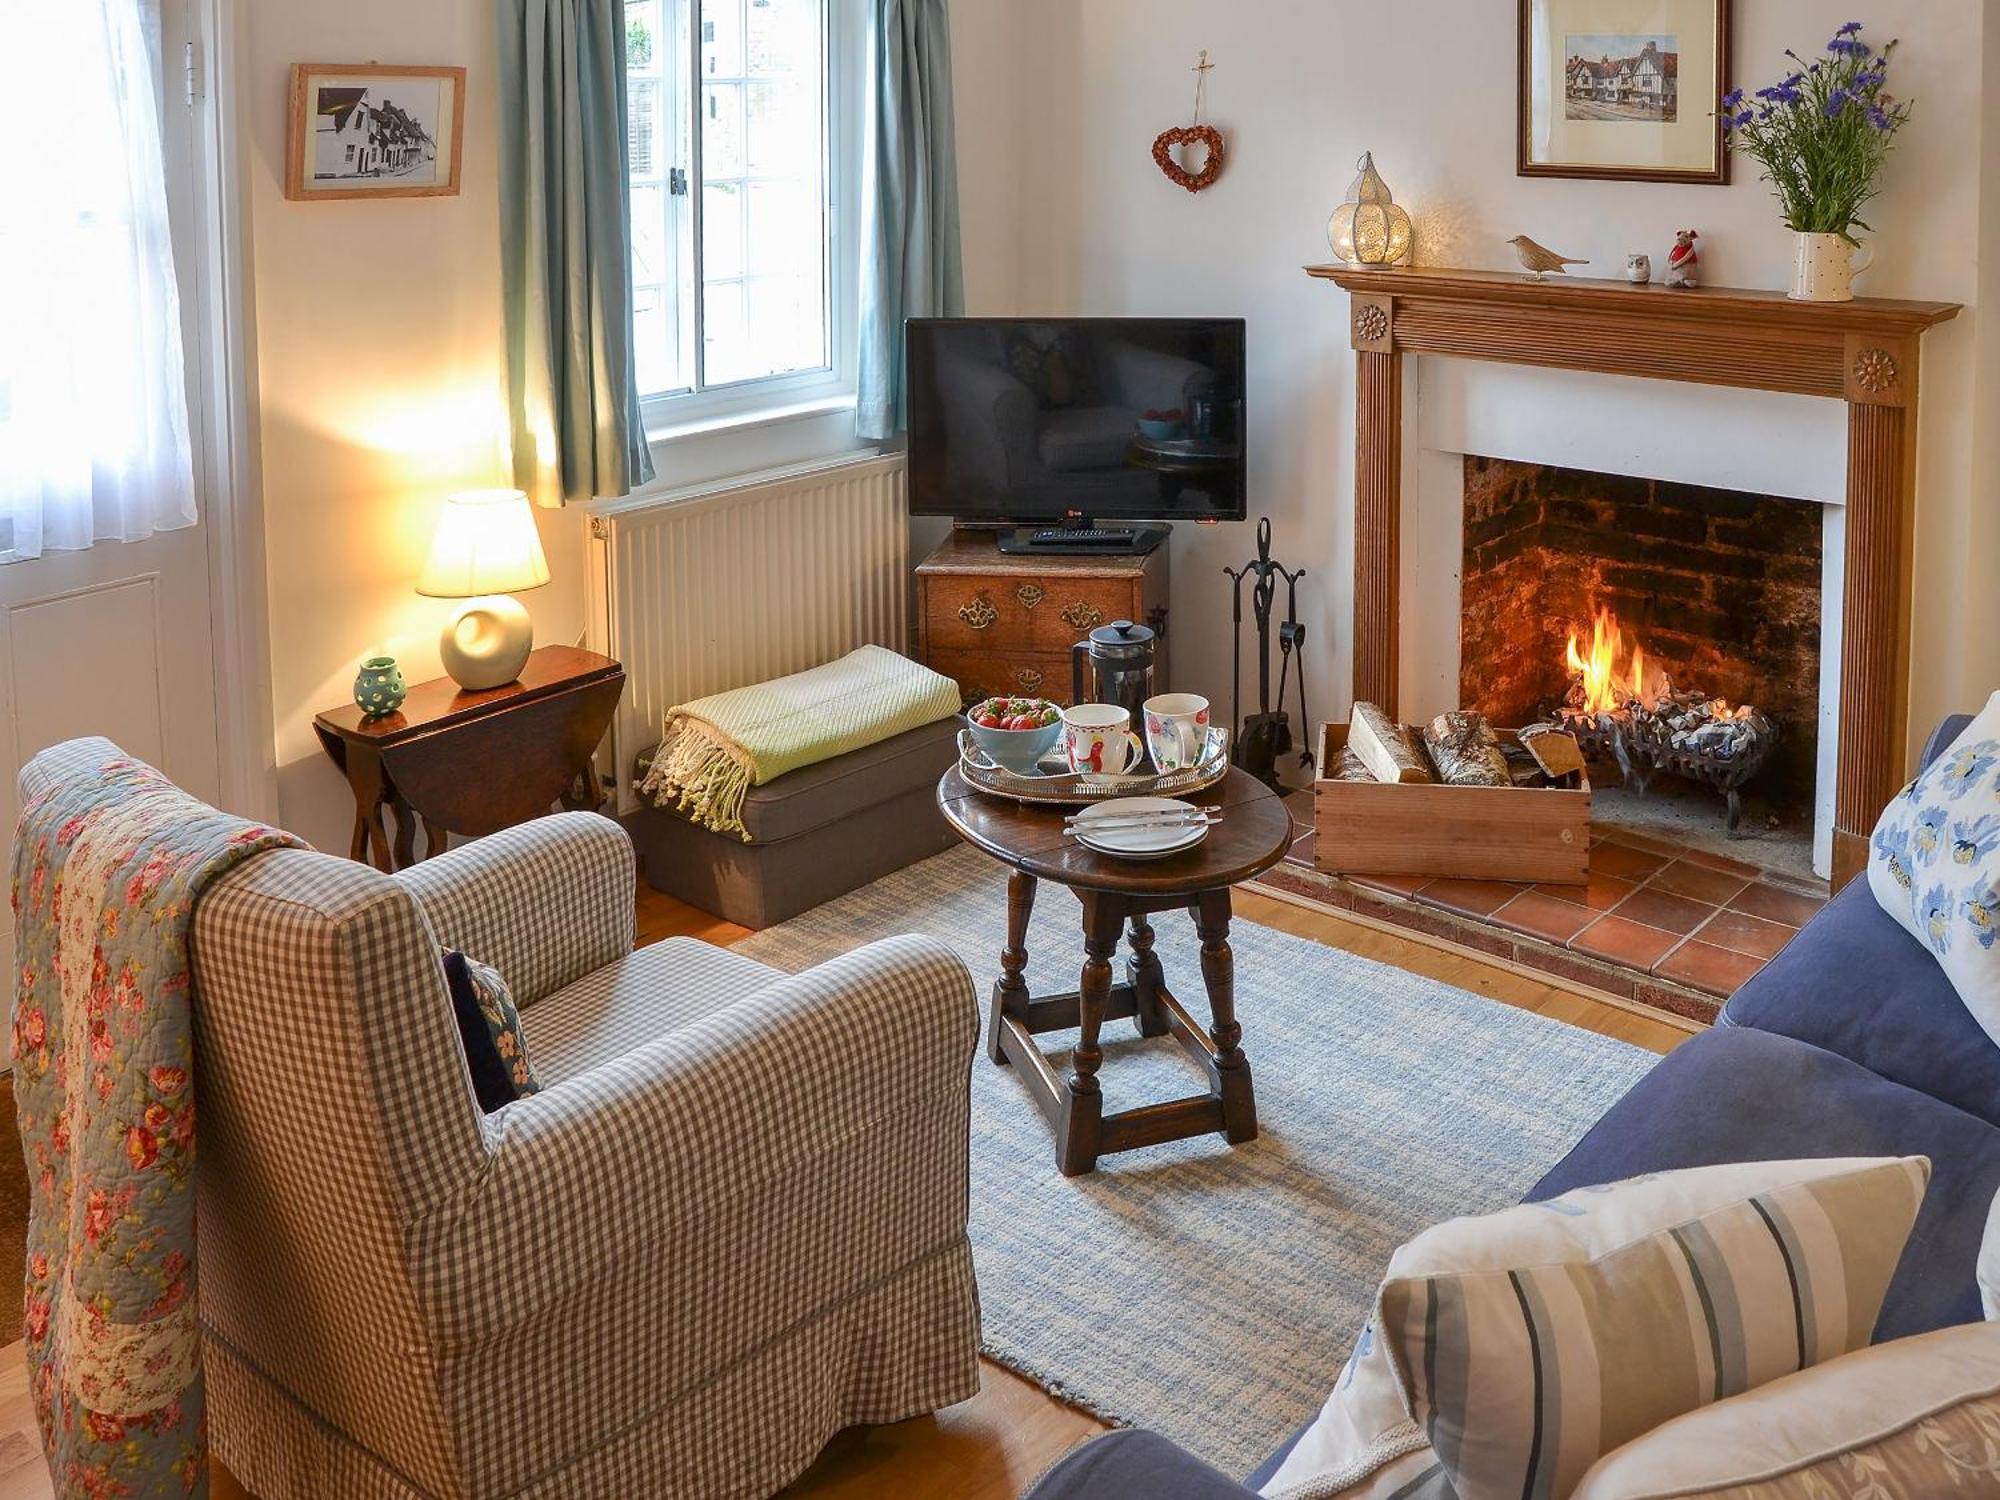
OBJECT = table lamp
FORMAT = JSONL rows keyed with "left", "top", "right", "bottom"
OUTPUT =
{"left": 415, "top": 488, "right": 551, "bottom": 691}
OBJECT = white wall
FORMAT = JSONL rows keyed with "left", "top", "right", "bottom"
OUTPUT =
{"left": 958, "top": 1, "right": 2000, "bottom": 770}
{"left": 245, "top": 0, "right": 592, "bottom": 849}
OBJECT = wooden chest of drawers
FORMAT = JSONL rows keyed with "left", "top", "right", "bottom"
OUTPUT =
{"left": 914, "top": 531, "right": 1170, "bottom": 706}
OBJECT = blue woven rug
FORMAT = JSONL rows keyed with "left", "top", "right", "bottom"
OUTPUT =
{"left": 739, "top": 846, "right": 1655, "bottom": 1478}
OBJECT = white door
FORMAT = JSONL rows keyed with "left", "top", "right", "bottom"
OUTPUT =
{"left": 0, "top": 0, "right": 228, "bottom": 1063}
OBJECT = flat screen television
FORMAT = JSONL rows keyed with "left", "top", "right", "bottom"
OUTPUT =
{"left": 906, "top": 317, "right": 1246, "bottom": 552}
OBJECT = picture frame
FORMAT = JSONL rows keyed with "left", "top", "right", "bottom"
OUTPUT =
{"left": 1518, "top": 0, "right": 1731, "bottom": 184}
{"left": 286, "top": 63, "right": 467, "bottom": 202}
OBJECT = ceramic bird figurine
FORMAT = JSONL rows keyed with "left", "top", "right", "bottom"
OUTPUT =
{"left": 1665, "top": 228, "right": 1701, "bottom": 288}
{"left": 1507, "top": 235, "right": 1589, "bottom": 280}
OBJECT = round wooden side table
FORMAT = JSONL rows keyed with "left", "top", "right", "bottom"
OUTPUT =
{"left": 937, "top": 765, "right": 1295, "bottom": 1175}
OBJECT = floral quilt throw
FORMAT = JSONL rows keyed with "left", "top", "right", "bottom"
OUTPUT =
{"left": 11, "top": 749, "right": 300, "bottom": 1497}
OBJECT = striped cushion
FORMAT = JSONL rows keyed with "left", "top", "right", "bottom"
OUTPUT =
{"left": 1377, "top": 1157, "right": 1930, "bottom": 1500}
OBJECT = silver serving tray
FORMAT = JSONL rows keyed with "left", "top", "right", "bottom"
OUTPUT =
{"left": 956, "top": 726, "right": 1231, "bottom": 806}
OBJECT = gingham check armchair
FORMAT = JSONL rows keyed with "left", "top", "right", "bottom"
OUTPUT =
{"left": 24, "top": 743, "right": 982, "bottom": 1499}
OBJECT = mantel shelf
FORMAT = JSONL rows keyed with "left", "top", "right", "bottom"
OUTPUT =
{"left": 1305, "top": 264, "right": 1960, "bottom": 340}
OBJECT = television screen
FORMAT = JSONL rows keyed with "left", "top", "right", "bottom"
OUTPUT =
{"left": 906, "top": 318, "right": 1246, "bottom": 524}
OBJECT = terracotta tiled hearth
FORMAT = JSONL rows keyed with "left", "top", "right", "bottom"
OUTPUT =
{"left": 1262, "top": 798, "right": 1824, "bottom": 1025}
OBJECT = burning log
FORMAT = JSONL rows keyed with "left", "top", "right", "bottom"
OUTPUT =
{"left": 1548, "top": 607, "right": 1780, "bottom": 835}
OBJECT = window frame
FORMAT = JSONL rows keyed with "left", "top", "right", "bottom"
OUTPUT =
{"left": 631, "top": 0, "right": 862, "bottom": 438}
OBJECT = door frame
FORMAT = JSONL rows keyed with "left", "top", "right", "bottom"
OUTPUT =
{"left": 188, "top": 0, "right": 278, "bottom": 822}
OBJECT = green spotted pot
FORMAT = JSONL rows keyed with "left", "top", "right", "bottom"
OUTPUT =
{"left": 353, "top": 655, "right": 408, "bottom": 718}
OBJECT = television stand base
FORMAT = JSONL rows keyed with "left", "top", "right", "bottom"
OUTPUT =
{"left": 996, "top": 525, "right": 1168, "bottom": 557}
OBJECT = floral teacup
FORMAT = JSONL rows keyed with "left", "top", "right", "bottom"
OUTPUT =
{"left": 1063, "top": 704, "right": 1143, "bottom": 776}
{"left": 1144, "top": 693, "right": 1212, "bottom": 773}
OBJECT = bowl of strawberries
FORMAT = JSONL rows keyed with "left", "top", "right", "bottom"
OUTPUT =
{"left": 965, "top": 696, "right": 1064, "bottom": 772}
{"left": 1137, "top": 407, "right": 1187, "bottom": 442}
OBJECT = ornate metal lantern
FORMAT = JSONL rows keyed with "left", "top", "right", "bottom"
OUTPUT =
{"left": 1327, "top": 152, "right": 1413, "bottom": 269}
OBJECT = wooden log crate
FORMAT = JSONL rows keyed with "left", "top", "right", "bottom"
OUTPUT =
{"left": 1313, "top": 722, "right": 1591, "bottom": 885}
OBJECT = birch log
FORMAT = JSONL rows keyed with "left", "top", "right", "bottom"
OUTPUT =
{"left": 1423, "top": 711, "right": 1512, "bottom": 787}
{"left": 1350, "top": 702, "right": 1433, "bottom": 784}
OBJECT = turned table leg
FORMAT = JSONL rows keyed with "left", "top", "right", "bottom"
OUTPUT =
{"left": 1127, "top": 913, "right": 1169, "bottom": 1038}
{"left": 1196, "top": 888, "right": 1258, "bottom": 1145}
{"left": 1059, "top": 891, "right": 1124, "bottom": 1176}
{"left": 988, "top": 870, "right": 1038, "bottom": 1065}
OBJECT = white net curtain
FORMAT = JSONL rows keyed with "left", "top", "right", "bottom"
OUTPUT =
{"left": 0, "top": 0, "right": 197, "bottom": 560}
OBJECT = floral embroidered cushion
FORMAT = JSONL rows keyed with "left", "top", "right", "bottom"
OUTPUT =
{"left": 443, "top": 951, "right": 541, "bottom": 1111}
{"left": 1569, "top": 1322, "right": 2000, "bottom": 1499}
{"left": 1868, "top": 689, "right": 2000, "bottom": 1048}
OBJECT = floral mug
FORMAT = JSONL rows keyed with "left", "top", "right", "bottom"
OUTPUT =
{"left": 1144, "top": 693, "right": 1212, "bottom": 773}
{"left": 1063, "top": 703, "right": 1143, "bottom": 776}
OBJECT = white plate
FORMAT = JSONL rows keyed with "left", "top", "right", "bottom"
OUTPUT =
{"left": 1072, "top": 796, "right": 1209, "bottom": 860}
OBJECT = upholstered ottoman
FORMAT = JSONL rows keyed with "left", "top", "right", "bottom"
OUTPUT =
{"left": 626, "top": 717, "right": 962, "bottom": 928}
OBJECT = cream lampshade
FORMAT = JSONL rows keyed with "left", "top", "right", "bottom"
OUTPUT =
{"left": 1327, "top": 151, "right": 1414, "bottom": 269}
{"left": 415, "top": 489, "right": 552, "bottom": 691}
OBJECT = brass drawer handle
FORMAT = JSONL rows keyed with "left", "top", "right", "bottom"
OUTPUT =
{"left": 1013, "top": 667, "right": 1045, "bottom": 692}
{"left": 1059, "top": 601, "right": 1104, "bottom": 630}
{"left": 958, "top": 597, "right": 999, "bottom": 631}
{"left": 1016, "top": 584, "right": 1045, "bottom": 610}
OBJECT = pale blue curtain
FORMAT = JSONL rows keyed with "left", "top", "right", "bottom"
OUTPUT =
{"left": 856, "top": 0, "right": 964, "bottom": 442}
{"left": 498, "top": 0, "right": 655, "bottom": 505}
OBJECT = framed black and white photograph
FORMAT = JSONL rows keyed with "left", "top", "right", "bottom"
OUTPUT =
{"left": 286, "top": 64, "right": 467, "bottom": 201}
{"left": 1519, "top": 0, "right": 1731, "bottom": 183}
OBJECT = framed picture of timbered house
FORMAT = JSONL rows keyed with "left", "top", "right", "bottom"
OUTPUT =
{"left": 1519, "top": 0, "right": 1731, "bottom": 183}
{"left": 286, "top": 64, "right": 467, "bottom": 202}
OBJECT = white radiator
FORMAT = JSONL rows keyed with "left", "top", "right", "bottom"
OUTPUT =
{"left": 586, "top": 452, "right": 910, "bottom": 813}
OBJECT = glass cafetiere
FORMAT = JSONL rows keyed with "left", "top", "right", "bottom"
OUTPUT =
{"left": 1071, "top": 619, "right": 1158, "bottom": 725}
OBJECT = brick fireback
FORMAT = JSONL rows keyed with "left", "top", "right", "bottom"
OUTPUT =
{"left": 1459, "top": 456, "right": 1822, "bottom": 813}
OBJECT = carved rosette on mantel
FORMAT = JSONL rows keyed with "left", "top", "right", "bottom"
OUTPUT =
{"left": 1305, "top": 263, "right": 1961, "bottom": 888}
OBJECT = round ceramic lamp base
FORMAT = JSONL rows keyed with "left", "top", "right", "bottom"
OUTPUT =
{"left": 440, "top": 594, "right": 533, "bottom": 691}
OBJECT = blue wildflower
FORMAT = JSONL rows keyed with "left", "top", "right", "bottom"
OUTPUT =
{"left": 1875, "top": 823, "right": 1914, "bottom": 892}
{"left": 1722, "top": 87, "right": 1745, "bottom": 109}
{"left": 1827, "top": 38, "right": 1872, "bottom": 58}
{"left": 1836, "top": 21, "right": 1864, "bottom": 37}
{"left": 1966, "top": 881, "right": 2000, "bottom": 950}
{"left": 1941, "top": 743, "right": 1999, "bottom": 800}
{"left": 1951, "top": 815, "right": 2000, "bottom": 866}
{"left": 1825, "top": 89, "right": 1852, "bottom": 118}
{"left": 1868, "top": 105, "right": 1895, "bottom": 132}
{"left": 1921, "top": 885, "right": 1953, "bottom": 953}
{"left": 1916, "top": 807, "right": 1948, "bottom": 861}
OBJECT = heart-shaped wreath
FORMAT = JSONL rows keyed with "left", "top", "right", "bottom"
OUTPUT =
{"left": 1152, "top": 124, "right": 1225, "bottom": 194}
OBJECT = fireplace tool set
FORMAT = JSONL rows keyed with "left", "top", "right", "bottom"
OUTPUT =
{"left": 1224, "top": 518, "right": 1312, "bottom": 790}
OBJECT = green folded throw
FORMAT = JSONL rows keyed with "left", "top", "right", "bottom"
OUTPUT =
{"left": 639, "top": 645, "right": 962, "bottom": 840}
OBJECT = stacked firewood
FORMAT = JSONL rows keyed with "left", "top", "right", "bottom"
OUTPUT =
{"left": 1335, "top": 703, "right": 1581, "bottom": 790}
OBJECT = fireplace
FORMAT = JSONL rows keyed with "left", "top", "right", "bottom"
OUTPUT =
{"left": 1459, "top": 457, "right": 1821, "bottom": 852}
{"left": 1311, "top": 263, "right": 1961, "bottom": 886}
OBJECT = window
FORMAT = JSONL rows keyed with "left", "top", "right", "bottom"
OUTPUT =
{"left": 625, "top": 0, "right": 855, "bottom": 422}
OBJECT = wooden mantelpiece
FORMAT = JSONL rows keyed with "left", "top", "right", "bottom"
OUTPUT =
{"left": 1308, "top": 263, "right": 1961, "bottom": 888}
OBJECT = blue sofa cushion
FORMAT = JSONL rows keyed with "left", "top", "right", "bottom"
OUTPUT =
{"left": 1025, "top": 1430, "right": 1255, "bottom": 1499}
{"left": 1529, "top": 1026, "right": 2000, "bottom": 1342}
{"left": 1723, "top": 877, "right": 2000, "bottom": 1128}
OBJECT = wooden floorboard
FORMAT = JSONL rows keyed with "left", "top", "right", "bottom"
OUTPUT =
{"left": 174, "top": 877, "right": 1687, "bottom": 1500}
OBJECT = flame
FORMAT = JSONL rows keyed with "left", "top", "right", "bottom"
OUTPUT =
{"left": 1565, "top": 606, "right": 1660, "bottom": 714}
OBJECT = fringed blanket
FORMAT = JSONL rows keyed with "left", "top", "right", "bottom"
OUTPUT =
{"left": 11, "top": 747, "right": 300, "bottom": 1498}
{"left": 638, "top": 645, "right": 961, "bottom": 839}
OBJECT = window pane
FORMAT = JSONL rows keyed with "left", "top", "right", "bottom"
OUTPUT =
{"left": 701, "top": 280, "right": 749, "bottom": 385}
{"left": 702, "top": 181, "right": 744, "bottom": 280}
{"left": 701, "top": 83, "right": 745, "bottom": 179}
{"left": 698, "top": 0, "right": 825, "bottom": 386}
{"left": 628, "top": 78, "right": 659, "bottom": 177}
{"left": 632, "top": 287, "right": 673, "bottom": 397}
{"left": 631, "top": 185, "right": 667, "bottom": 284}
{"left": 701, "top": 0, "right": 744, "bottom": 78}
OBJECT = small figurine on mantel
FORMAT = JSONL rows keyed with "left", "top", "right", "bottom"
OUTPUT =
{"left": 1665, "top": 228, "right": 1701, "bottom": 288}
{"left": 1507, "top": 234, "right": 1589, "bottom": 280}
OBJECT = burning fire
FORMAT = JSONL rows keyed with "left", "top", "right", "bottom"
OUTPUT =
{"left": 1565, "top": 607, "right": 1659, "bottom": 715}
